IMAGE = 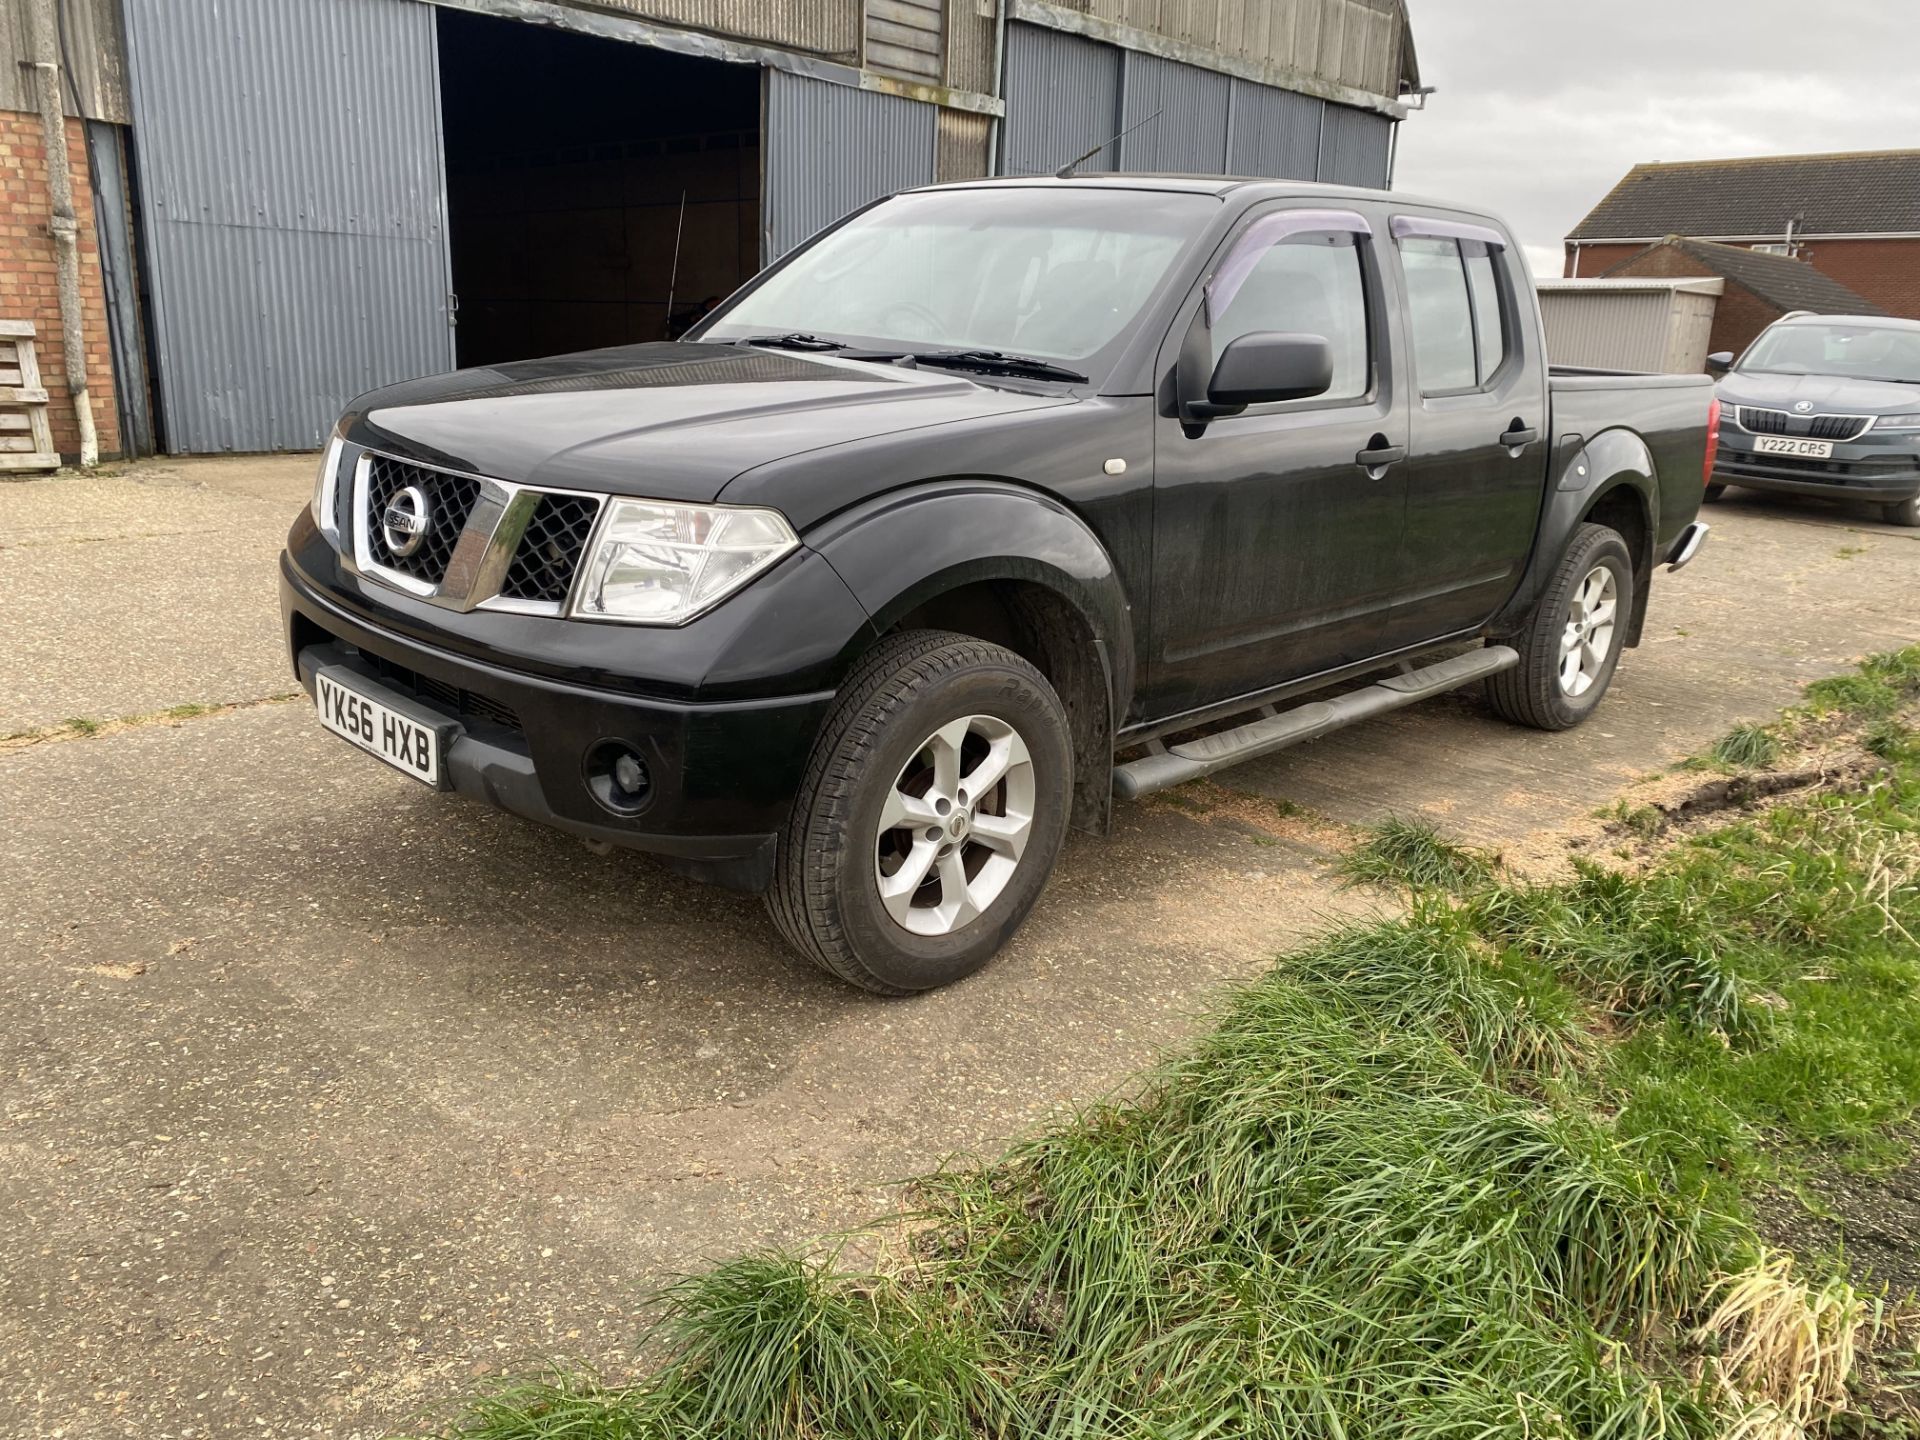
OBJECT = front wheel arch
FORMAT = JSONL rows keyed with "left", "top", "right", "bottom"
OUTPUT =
{"left": 808, "top": 483, "right": 1134, "bottom": 834}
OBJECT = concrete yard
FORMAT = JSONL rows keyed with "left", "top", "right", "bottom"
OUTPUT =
{"left": 3, "top": 456, "right": 1916, "bottom": 1439}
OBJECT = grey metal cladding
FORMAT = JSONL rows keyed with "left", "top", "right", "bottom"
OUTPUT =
{"left": 763, "top": 70, "right": 937, "bottom": 260}
{"left": 1117, "top": 52, "right": 1230, "bottom": 174}
{"left": 1010, "top": 0, "right": 1411, "bottom": 107}
{"left": 1316, "top": 102, "right": 1392, "bottom": 188}
{"left": 1000, "top": 23, "right": 1120, "bottom": 177}
{"left": 121, "top": 0, "right": 454, "bottom": 453}
{"left": 1002, "top": 22, "right": 1386, "bottom": 188}
{"left": 1226, "top": 78, "right": 1324, "bottom": 182}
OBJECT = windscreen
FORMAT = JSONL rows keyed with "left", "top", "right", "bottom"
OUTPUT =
{"left": 1741, "top": 323, "right": 1920, "bottom": 385}
{"left": 700, "top": 188, "right": 1216, "bottom": 365}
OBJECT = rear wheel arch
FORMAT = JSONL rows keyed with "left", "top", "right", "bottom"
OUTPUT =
{"left": 1580, "top": 479, "right": 1654, "bottom": 647}
{"left": 1561, "top": 428, "right": 1658, "bottom": 648}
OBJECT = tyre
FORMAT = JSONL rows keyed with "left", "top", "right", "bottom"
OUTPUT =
{"left": 767, "top": 629, "right": 1074, "bottom": 995}
{"left": 1704, "top": 483, "right": 1728, "bottom": 502}
{"left": 1883, "top": 496, "right": 1920, "bottom": 528}
{"left": 1486, "top": 523, "right": 1634, "bottom": 732}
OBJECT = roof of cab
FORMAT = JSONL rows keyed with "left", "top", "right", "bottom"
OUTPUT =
{"left": 903, "top": 173, "right": 1474, "bottom": 216}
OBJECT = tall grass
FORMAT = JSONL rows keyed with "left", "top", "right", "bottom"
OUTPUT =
{"left": 411, "top": 650, "right": 1920, "bottom": 1440}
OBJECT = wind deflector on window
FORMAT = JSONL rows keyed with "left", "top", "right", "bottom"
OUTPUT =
{"left": 1391, "top": 215, "right": 1509, "bottom": 249}
{"left": 1207, "top": 209, "right": 1373, "bottom": 321}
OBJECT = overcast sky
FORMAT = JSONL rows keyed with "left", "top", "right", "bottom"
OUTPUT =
{"left": 1391, "top": 0, "right": 1920, "bottom": 279}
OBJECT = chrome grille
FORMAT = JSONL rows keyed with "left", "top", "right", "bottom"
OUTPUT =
{"left": 1736, "top": 407, "right": 1872, "bottom": 442}
{"left": 500, "top": 493, "right": 601, "bottom": 605}
{"left": 349, "top": 450, "right": 606, "bottom": 615}
{"left": 363, "top": 453, "right": 483, "bottom": 583}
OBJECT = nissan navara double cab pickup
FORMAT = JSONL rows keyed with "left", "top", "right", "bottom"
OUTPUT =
{"left": 282, "top": 177, "right": 1717, "bottom": 995}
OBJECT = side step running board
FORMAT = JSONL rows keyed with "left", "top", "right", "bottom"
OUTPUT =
{"left": 1112, "top": 646, "right": 1520, "bottom": 800}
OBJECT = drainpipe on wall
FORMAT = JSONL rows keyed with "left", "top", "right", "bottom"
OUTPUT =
{"left": 984, "top": 0, "right": 1009, "bottom": 176}
{"left": 23, "top": 0, "right": 97, "bottom": 468}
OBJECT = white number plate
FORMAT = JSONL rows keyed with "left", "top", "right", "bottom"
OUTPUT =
{"left": 1755, "top": 435, "right": 1833, "bottom": 459}
{"left": 315, "top": 669, "right": 446, "bottom": 787}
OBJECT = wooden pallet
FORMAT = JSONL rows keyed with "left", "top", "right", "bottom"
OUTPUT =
{"left": 0, "top": 320, "right": 59, "bottom": 473}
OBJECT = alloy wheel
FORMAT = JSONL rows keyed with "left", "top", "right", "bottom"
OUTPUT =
{"left": 873, "top": 715, "right": 1036, "bottom": 936}
{"left": 1558, "top": 564, "right": 1618, "bottom": 697}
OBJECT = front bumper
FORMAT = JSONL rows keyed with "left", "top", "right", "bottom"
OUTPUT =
{"left": 281, "top": 553, "right": 844, "bottom": 892}
{"left": 1714, "top": 429, "right": 1920, "bottom": 504}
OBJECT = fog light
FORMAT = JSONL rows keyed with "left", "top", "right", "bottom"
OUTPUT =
{"left": 585, "top": 739, "right": 653, "bottom": 816}
{"left": 613, "top": 751, "right": 648, "bottom": 796}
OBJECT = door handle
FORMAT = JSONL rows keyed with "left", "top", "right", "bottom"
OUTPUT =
{"left": 1500, "top": 422, "right": 1540, "bottom": 452}
{"left": 1355, "top": 441, "right": 1407, "bottom": 477}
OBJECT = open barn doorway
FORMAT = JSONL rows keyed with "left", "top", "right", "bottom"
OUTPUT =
{"left": 436, "top": 10, "right": 762, "bottom": 368}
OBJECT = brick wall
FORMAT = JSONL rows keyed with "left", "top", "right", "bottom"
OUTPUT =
{"left": 1598, "top": 245, "right": 1784, "bottom": 360}
{"left": 1568, "top": 237, "right": 1920, "bottom": 323}
{"left": 1795, "top": 238, "right": 1920, "bottom": 322}
{"left": 1563, "top": 242, "right": 1645, "bottom": 278}
{"left": 0, "top": 107, "right": 120, "bottom": 462}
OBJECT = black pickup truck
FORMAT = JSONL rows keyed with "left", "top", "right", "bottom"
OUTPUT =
{"left": 281, "top": 176, "right": 1716, "bottom": 994}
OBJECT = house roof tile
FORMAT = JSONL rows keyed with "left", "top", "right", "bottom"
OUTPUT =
{"left": 1569, "top": 151, "right": 1920, "bottom": 241}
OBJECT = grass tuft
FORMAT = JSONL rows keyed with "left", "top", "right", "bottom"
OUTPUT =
{"left": 1864, "top": 717, "right": 1914, "bottom": 762}
{"left": 1861, "top": 647, "right": 1920, "bottom": 697}
{"left": 639, "top": 1254, "right": 995, "bottom": 1439}
{"left": 1804, "top": 674, "right": 1903, "bottom": 722}
{"left": 1339, "top": 815, "right": 1499, "bottom": 894}
{"left": 415, "top": 1370, "right": 648, "bottom": 1440}
{"left": 1712, "top": 723, "right": 1782, "bottom": 770}
{"left": 1696, "top": 1250, "right": 1870, "bottom": 1434}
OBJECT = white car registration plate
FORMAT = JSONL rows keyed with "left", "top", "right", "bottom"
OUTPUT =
{"left": 1755, "top": 435, "right": 1834, "bottom": 459}
{"left": 315, "top": 668, "right": 451, "bottom": 787}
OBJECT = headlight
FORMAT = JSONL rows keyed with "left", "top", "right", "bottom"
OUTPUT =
{"left": 1875, "top": 413, "right": 1920, "bottom": 433}
{"left": 571, "top": 499, "right": 798, "bottom": 624}
{"left": 309, "top": 430, "right": 346, "bottom": 545}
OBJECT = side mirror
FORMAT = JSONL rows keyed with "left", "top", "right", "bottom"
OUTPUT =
{"left": 1193, "top": 333, "right": 1335, "bottom": 420}
{"left": 1705, "top": 351, "right": 1735, "bottom": 376}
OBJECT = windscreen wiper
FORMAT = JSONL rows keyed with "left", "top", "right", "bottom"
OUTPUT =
{"left": 912, "top": 349, "right": 1089, "bottom": 383}
{"left": 741, "top": 333, "right": 848, "bottom": 351}
{"left": 740, "top": 334, "right": 911, "bottom": 362}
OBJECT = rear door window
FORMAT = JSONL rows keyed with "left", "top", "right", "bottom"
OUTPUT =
{"left": 1401, "top": 238, "right": 1477, "bottom": 392}
{"left": 1463, "top": 247, "right": 1508, "bottom": 382}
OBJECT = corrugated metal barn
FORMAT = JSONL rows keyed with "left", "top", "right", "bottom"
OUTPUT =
{"left": 45, "top": 0, "right": 1421, "bottom": 454}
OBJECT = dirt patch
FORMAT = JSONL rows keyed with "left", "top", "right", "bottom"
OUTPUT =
{"left": 1145, "top": 780, "right": 1357, "bottom": 856}
{"left": 1540, "top": 727, "right": 1901, "bottom": 880}
{"left": 1656, "top": 752, "right": 1889, "bottom": 826}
